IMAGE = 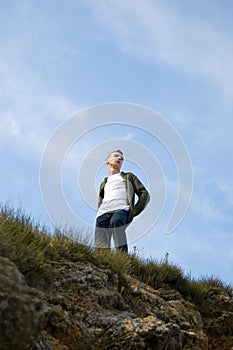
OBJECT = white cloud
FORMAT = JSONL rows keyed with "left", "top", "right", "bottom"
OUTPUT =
{"left": 189, "top": 172, "right": 233, "bottom": 223}
{"left": 216, "top": 179, "right": 233, "bottom": 207}
{"left": 0, "top": 40, "right": 79, "bottom": 157}
{"left": 89, "top": 0, "right": 233, "bottom": 96}
{"left": 125, "top": 132, "right": 136, "bottom": 140}
{"left": 191, "top": 195, "right": 224, "bottom": 222}
{"left": 0, "top": 2, "right": 83, "bottom": 159}
{"left": 0, "top": 94, "right": 78, "bottom": 158}
{"left": 0, "top": 114, "right": 20, "bottom": 136}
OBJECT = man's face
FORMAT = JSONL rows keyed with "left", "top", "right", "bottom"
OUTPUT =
{"left": 106, "top": 152, "right": 124, "bottom": 168}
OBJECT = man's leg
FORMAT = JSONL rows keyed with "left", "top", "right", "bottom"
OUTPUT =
{"left": 95, "top": 212, "right": 112, "bottom": 249}
{"left": 110, "top": 210, "right": 129, "bottom": 252}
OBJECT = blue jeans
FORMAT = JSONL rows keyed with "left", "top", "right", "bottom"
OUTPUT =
{"left": 95, "top": 209, "right": 129, "bottom": 252}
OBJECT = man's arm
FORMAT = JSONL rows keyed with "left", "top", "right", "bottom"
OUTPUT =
{"left": 131, "top": 174, "right": 150, "bottom": 217}
{"left": 97, "top": 178, "right": 107, "bottom": 208}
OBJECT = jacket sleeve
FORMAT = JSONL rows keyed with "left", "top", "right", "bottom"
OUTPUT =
{"left": 131, "top": 173, "right": 150, "bottom": 217}
{"left": 97, "top": 178, "right": 107, "bottom": 208}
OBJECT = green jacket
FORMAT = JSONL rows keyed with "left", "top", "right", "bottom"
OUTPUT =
{"left": 97, "top": 171, "right": 150, "bottom": 224}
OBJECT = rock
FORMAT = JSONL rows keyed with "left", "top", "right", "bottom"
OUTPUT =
{"left": 0, "top": 257, "right": 44, "bottom": 350}
{"left": 38, "top": 260, "right": 209, "bottom": 349}
{"left": 1, "top": 256, "right": 233, "bottom": 349}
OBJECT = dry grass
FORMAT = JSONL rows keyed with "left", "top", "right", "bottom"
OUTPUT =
{"left": 0, "top": 204, "right": 232, "bottom": 310}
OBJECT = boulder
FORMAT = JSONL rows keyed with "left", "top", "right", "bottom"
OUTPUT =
{"left": 0, "top": 257, "right": 44, "bottom": 350}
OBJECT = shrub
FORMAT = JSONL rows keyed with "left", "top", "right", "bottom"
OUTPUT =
{"left": 0, "top": 205, "right": 93, "bottom": 286}
{"left": 129, "top": 252, "right": 184, "bottom": 289}
{"left": 128, "top": 250, "right": 233, "bottom": 312}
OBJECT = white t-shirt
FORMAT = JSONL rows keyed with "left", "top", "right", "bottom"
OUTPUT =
{"left": 96, "top": 173, "right": 130, "bottom": 218}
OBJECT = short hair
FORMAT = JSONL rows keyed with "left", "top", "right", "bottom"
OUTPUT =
{"left": 106, "top": 149, "right": 124, "bottom": 159}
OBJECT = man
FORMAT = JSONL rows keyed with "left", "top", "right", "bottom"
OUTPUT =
{"left": 95, "top": 150, "right": 150, "bottom": 252}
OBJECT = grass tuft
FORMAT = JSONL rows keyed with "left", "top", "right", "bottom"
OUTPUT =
{"left": 128, "top": 250, "right": 233, "bottom": 312}
{"left": 0, "top": 205, "right": 93, "bottom": 286}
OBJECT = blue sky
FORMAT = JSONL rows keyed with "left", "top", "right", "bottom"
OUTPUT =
{"left": 1, "top": 0, "right": 233, "bottom": 285}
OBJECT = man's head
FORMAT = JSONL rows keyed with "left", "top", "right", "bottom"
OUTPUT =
{"left": 106, "top": 150, "right": 124, "bottom": 173}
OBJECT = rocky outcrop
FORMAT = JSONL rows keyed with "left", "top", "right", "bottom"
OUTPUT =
{"left": 37, "top": 261, "right": 208, "bottom": 350}
{"left": 0, "top": 257, "right": 45, "bottom": 350}
{"left": 0, "top": 257, "right": 233, "bottom": 349}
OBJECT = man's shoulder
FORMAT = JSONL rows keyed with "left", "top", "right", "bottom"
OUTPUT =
{"left": 120, "top": 171, "right": 137, "bottom": 182}
{"left": 120, "top": 171, "right": 135, "bottom": 177}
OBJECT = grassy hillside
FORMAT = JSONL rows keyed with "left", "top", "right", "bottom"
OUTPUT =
{"left": 0, "top": 204, "right": 232, "bottom": 313}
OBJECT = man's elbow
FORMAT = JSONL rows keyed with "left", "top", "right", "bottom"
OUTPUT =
{"left": 145, "top": 192, "right": 150, "bottom": 206}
